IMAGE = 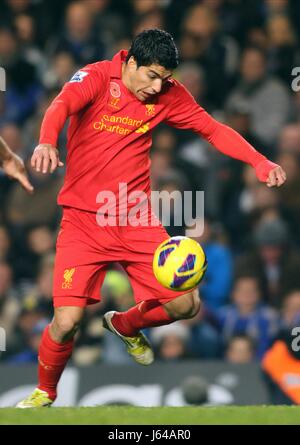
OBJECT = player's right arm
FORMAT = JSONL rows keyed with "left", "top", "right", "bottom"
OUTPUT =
{"left": 31, "top": 66, "right": 106, "bottom": 174}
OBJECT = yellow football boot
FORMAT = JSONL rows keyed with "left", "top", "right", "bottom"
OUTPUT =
{"left": 16, "top": 388, "right": 54, "bottom": 408}
{"left": 103, "top": 311, "right": 154, "bottom": 365}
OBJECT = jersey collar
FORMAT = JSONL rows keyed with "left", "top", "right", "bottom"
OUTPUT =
{"left": 110, "top": 50, "right": 128, "bottom": 79}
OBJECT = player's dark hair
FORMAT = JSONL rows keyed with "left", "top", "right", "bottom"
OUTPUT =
{"left": 126, "top": 29, "right": 179, "bottom": 70}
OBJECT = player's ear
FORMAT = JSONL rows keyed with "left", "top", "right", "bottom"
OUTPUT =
{"left": 128, "top": 56, "right": 138, "bottom": 70}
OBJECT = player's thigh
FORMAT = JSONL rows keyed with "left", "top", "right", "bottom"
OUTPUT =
{"left": 53, "top": 256, "right": 107, "bottom": 306}
{"left": 121, "top": 224, "right": 190, "bottom": 304}
{"left": 53, "top": 211, "right": 109, "bottom": 306}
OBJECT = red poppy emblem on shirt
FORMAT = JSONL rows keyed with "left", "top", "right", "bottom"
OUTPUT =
{"left": 110, "top": 82, "right": 121, "bottom": 98}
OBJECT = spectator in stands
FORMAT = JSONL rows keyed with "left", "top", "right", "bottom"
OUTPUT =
{"left": 22, "top": 253, "right": 55, "bottom": 320}
{"left": 176, "top": 62, "right": 211, "bottom": 109}
{"left": 150, "top": 321, "right": 195, "bottom": 361}
{"left": 293, "top": 92, "right": 300, "bottom": 121}
{"left": 47, "top": 1, "right": 105, "bottom": 65}
{"left": 226, "top": 46, "right": 291, "bottom": 148}
{"left": 0, "top": 226, "right": 12, "bottom": 262}
{"left": 13, "top": 225, "right": 55, "bottom": 281}
{"left": 277, "top": 124, "right": 300, "bottom": 155}
{"left": 0, "top": 123, "right": 26, "bottom": 157}
{"left": 3, "top": 306, "right": 45, "bottom": 359}
{"left": 281, "top": 290, "right": 300, "bottom": 329}
{"left": 276, "top": 152, "right": 300, "bottom": 243}
{"left": 187, "top": 217, "right": 233, "bottom": 310}
{"left": 5, "top": 158, "right": 63, "bottom": 228}
{"left": 13, "top": 13, "right": 46, "bottom": 79}
{"left": 150, "top": 146, "right": 177, "bottom": 191}
{"left": 153, "top": 127, "right": 178, "bottom": 154}
{"left": 85, "top": 0, "right": 127, "bottom": 57}
{"left": 263, "top": 0, "right": 293, "bottom": 21}
{"left": 133, "top": 10, "right": 165, "bottom": 39}
{"left": 220, "top": 105, "right": 272, "bottom": 244}
{"left": 179, "top": 4, "right": 238, "bottom": 108}
{"left": 266, "top": 14, "right": 300, "bottom": 86}
{"left": 181, "top": 305, "right": 222, "bottom": 359}
{"left": 7, "top": 318, "right": 49, "bottom": 364}
{"left": 173, "top": 62, "right": 221, "bottom": 196}
{"left": 130, "top": 0, "right": 161, "bottom": 16}
{"left": 0, "top": 225, "right": 27, "bottom": 282}
{"left": 225, "top": 334, "right": 256, "bottom": 363}
{"left": 155, "top": 170, "right": 191, "bottom": 237}
{"left": 216, "top": 275, "right": 280, "bottom": 359}
{"left": 0, "top": 27, "right": 42, "bottom": 125}
{"left": 225, "top": 102, "right": 268, "bottom": 156}
{"left": 235, "top": 218, "right": 300, "bottom": 307}
{"left": 42, "top": 52, "right": 77, "bottom": 90}
{"left": 27, "top": 225, "right": 55, "bottom": 258}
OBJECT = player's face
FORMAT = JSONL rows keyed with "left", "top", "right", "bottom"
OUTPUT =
{"left": 124, "top": 58, "right": 173, "bottom": 101}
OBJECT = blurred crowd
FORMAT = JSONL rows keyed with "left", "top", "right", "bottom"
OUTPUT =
{"left": 1, "top": 0, "right": 300, "bottom": 368}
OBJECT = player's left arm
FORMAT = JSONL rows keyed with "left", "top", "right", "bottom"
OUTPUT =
{"left": 205, "top": 121, "right": 286, "bottom": 187}
{"left": 0, "top": 136, "right": 34, "bottom": 192}
{"left": 164, "top": 81, "right": 286, "bottom": 187}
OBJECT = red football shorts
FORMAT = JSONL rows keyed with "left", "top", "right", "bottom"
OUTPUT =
{"left": 53, "top": 206, "right": 189, "bottom": 307}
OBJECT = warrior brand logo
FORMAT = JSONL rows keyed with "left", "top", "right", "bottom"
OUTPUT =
{"left": 62, "top": 268, "right": 76, "bottom": 289}
{"left": 110, "top": 82, "right": 121, "bottom": 98}
{"left": 145, "top": 104, "right": 155, "bottom": 116}
{"left": 135, "top": 123, "right": 150, "bottom": 134}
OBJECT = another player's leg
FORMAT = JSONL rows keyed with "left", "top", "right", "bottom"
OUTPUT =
{"left": 16, "top": 306, "right": 84, "bottom": 408}
{"left": 103, "top": 288, "right": 200, "bottom": 365}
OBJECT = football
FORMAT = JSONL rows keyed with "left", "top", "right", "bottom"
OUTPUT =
{"left": 153, "top": 236, "right": 207, "bottom": 291}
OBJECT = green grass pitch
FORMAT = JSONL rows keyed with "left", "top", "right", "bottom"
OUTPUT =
{"left": 0, "top": 406, "right": 300, "bottom": 425}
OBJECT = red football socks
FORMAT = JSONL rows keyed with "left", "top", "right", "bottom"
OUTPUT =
{"left": 111, "top": 300, "right": 174, "bottom": 337}
{"left": 38, "top": 325, "right": 74, "bottom": 401}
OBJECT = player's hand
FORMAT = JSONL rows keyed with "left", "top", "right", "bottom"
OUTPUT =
{"left": 2, "top": 154, "right": 34, "bottom": 193}
{"left": 31, "top": 144, "right": 64, "bottom": 174}
{"left": 255, "top": 159, "right": 287, "bottom": 187}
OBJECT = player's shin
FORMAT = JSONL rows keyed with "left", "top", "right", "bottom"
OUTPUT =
{"left": 111, "top": 300, "right": 174, "bottom": 337}
{"left": 37, "top": 325, "right": 74, "bottom": 401}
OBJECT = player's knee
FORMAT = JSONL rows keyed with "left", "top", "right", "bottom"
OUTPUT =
{"left": 51, "top": 308, "right": 83, "bottom": 342}
{"left": 164, "top": 288, "right": 201, "bottom": 320}
{"left": 180, "top": 290, "right": 201, "bottom": 319}
{"left": 57, "top": 317, "right": 80, "bottom": 335}
{"left": 51, "top": 317, "right": 80, "bottom": 342}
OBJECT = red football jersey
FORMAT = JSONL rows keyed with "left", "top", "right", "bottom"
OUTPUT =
{"left": 39, "top": 50, "right": 266, "bottom": 219}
